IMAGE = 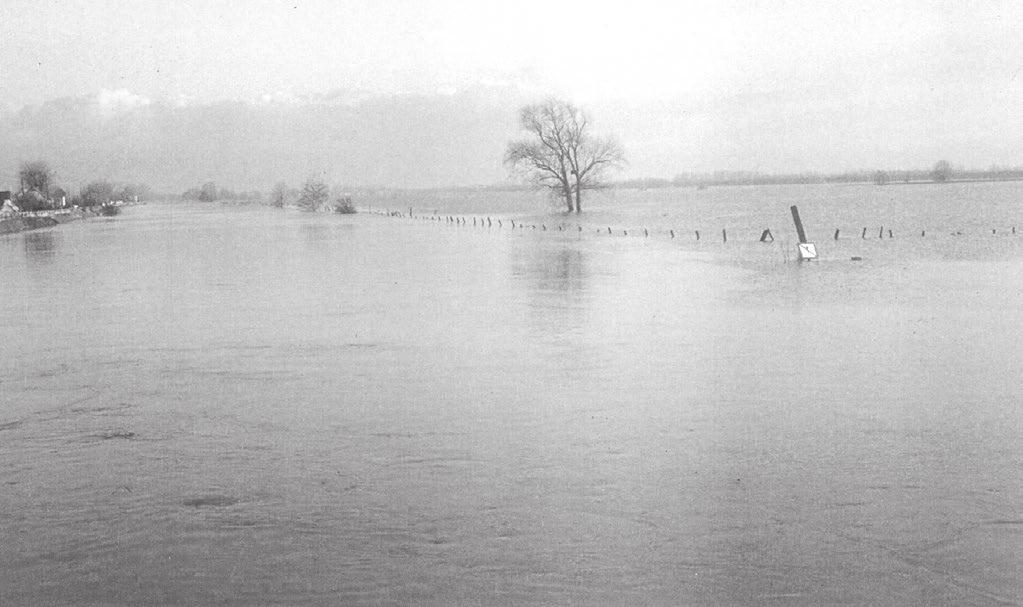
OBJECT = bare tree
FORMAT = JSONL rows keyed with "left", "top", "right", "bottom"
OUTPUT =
{"left": 298, "top": 177, "right": 328, "bottom": 211}
{"left": 80, "top": 181, "right": 114, "bottom": 207}
{"left": 19, "top": 161, "right": 52, "bottom": 196}
{"left": 931, "top": 160, "right": 952, "bottom": 183}
{"left": 199, "top": 181, "right": 218, "bottom": 202}
{"left": 504, "top": 99, "right": 623, "bottom": 213}
{"left": 564, "top": 111, "right": 625, "bottom": 213}
{"left": 270, "top": 182, "right": 287, "bottom": 208}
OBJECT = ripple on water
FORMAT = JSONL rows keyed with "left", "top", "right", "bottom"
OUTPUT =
{"left": 182, "top": 495, "right": 240, "bottom": 508}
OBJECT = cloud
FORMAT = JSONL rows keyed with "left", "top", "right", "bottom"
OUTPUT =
{"left": 95, "top": 89, "right": 151, "bottom": 115}
{"left": 260, "top": 89, "right": 301, "bottom": 105}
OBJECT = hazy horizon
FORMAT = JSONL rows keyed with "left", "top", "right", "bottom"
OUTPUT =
{"left": 2, "top": 0, "right": 1021, "bottom": 191}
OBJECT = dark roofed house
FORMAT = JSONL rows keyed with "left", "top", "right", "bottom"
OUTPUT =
{"left": 1, "top": 191, "right": 19, "bottom": 216}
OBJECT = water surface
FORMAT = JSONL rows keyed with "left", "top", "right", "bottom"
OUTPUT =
{"left": 1, "top": 187, "right": 1021, "bottom": 605}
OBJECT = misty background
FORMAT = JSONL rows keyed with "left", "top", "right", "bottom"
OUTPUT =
{"left": 1, "top": 0, "right": 1021, "bottom": 192}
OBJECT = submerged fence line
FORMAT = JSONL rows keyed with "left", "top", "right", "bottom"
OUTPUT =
{"left": 366, "top": 208, "right": 1019, "bottom": 245}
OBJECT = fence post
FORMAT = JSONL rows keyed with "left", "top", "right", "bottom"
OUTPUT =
{"left": 790, "top": 206, "right": 808, "bottom": 243}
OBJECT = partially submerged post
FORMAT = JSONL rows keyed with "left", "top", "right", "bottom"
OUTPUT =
{"left": 790, "top": 205, "right": 817, "bottom": 261}
{"left": 790, "top": 205, "right": 808, "bottom": 243}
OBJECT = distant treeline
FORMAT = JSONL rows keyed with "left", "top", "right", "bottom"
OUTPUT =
{"left": 182, "top": 178, "right": 354, "bottom": 213}
{"left": 181, "top": 182, "right": 263, "bottom": 202}
{"left": 4, "top": 160, "right": 150, "bottom": 212}
{"left": 267, "top": 178, "right": 355, "bottom": 214}
{"left": 621, "top": 162, "right": 1023, "bottom": 188}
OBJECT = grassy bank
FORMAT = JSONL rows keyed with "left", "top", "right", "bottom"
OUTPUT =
{"left": 0, "top": 206, "right": 110, "bottom": 236}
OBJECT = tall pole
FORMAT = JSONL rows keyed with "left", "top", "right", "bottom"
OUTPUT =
{"left": 790, "top": 205, "right": 808, "bottom": 243}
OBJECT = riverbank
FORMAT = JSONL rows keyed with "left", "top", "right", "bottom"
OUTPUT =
{"left": 0, "top": 206, "right": 115, "bottom": 236}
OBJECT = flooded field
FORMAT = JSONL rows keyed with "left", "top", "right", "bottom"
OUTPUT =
{"left": 1, "top": 183, "right": 1021, "bottom": 605}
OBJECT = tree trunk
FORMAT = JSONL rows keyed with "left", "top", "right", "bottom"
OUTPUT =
{"left": 574, "top": 184, "right": 582, "bottom": 213}
{"left": 562, "top": 184, "right": 574, "bottom": 212}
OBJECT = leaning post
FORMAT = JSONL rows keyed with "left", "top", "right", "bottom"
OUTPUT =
{"left": 790, "top": 205, "right": 817, "bottom": 261}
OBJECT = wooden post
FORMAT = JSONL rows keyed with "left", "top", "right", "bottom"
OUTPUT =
{"left": 862, "top": 227, "right": 867, "bottom": 239}
{"left": 695, "top": 230, "right": 700, "bottom": 240}
{"left": 791, "top": 205, "right": 818, "bottom": 260}
{"left": 834, "top": 229, "right": 840, "bottom": 240}
{"left": 644, "top": 228, "right": 648, "bottom": 237}
{"left": 722, "top": 228, "right": 727, "bottom": 242}
{"left": 879, "top": 226, "right": 884, "bottom": 239}
{"left": 790, "top": 205, "right": 808, "bottom": 243}
{"left": 670, "top": 229, "right": 675, "bottom": 239}
{"left": 888, "top": 229, "right": 893, "bottom": 238}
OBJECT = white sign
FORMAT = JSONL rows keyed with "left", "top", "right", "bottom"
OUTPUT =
{"left": 798, "top": 242, "right": 818, "bottom": 260}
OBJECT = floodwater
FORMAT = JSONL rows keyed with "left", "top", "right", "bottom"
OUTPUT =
{"left": 1, "top": 184, "right": 1021, "bottom": 605}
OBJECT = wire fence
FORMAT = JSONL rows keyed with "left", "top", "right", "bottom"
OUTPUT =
{"left": 367, "top": 208, "right": 1020, "bottom": 247}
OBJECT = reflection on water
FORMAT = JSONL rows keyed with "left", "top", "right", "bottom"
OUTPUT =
{"left": 22, "top": 230, "right": 60, "bottom": 263}
{"left": 511, "top": 244, "right": 593, "bottom": 337}
{"left": 513, "top": 244, "right": 589, "bottom": 293}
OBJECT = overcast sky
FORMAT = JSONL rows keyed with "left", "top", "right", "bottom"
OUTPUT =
{"left": 2, "top": 0, "right": 1022, "bottom": 182}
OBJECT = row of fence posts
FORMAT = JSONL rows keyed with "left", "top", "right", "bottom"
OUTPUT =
{"left": 373, "top": 208, "right": 1017, "bottom": 243}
